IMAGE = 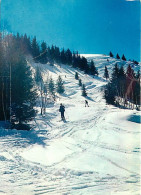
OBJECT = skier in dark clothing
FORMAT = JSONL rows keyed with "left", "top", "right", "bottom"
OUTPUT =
{"left": 85, "top": 100, "right": 89, "bottom": 107}
{"left": 59, "top": 103, "right": 65, "bottom": 120}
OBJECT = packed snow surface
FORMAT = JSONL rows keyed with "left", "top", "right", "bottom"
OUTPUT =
{"left": 0, "top": 55, "right": 140, "bottom": 195}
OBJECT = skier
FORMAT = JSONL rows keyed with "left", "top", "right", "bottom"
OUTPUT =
{"left": 85, "top": 100, "right": 89, "bottom": 107}
{"left": 59, "top": 103, "right": 65, "bottom": 120}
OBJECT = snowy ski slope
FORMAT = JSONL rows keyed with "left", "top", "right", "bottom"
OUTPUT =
{"left": 0, "top": 55, "right": 140, "bottom": 195}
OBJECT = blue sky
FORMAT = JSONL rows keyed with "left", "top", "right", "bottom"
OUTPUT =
{"left": 1, "top": 0, "right": 140, "bottom": 61}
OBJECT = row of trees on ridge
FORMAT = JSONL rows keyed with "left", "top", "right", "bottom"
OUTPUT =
{"left": 109, "top": 51, "right": 139, "bottom": 64}
{"left": 14, "top": 33, "right": 99, "bottom": 76}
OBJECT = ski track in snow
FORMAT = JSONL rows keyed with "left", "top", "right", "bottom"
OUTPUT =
{"left": 0, "top": 55, "right": 140, "bottom": 195}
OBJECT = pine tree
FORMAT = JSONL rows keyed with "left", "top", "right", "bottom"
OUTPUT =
{"left": 126, "top": 65, "right": 135, "bottom": 101}
{"left": 118, "top": 66, "right": 126, "bottom": 97}
{"left": 122, "top": 54, "right": 126, "bottom": 61}
{"left": 72, "top": 52, "right": 77, "bottom": 68}
{"left": 90, "top": 60, "right": 98, "bottom": 76}
{"left": 79, "top": 79, "right": 82, "bottom": 86}
{"left": 109, "top": 51, "right": 114, "bottom": 57}
{"left": 104, "top": 63, "right": 119, "bottom": 105}
{"left": 49, "top": 45, "right": 55, "bottom": 65}
{"left": 20, "top": 33, "right": 32, "bottom": 54}
{"left": 11, "top": 54, "right": 37, "bottom": 125}
{"left": 77, "top": 55, "right": 81, "bottom": 69}
{"left": 111, "top": 63, "right": 120, "bottom": 97}
{"left": 126, "top": 64, "right": 135, "bottom": 79}
{"left": 31, "top": 36, "right": 40, "bottom": 63}
{"left": 104, "top": 66, "right": 109, "bottom": 79}
{"left": 16, "top": 32, "right": 20, "bottom": 44}
{"left": 75, "top": 72, "right": 79, "bottom": 80}
{"left": 104, "top": 82, "right": 115, "bottom": 105}
{"left": 116, "top": 53, "right": 120, "bottom": 59}
{"left": 72, "top": 52, "right": 81, "bottom": 68}
{"left": 54, "top": 46, "right": 60, "bottom": 63}
{"left": 40, "top": 41, "right": 48, "bottom": 64}
{"left": 48, "top": 77, "right": 55, "bottom": 99}
{"left": 26, "top": 35, "right": 32, "bottom": 54}
{"left": 80, "top": 57, "right": 89, "bottom": 73}
{"left": 65, "top": 49, "right": 72, "bottom": 65}
{"left": 56, "top": 76, "right": 65, "bottom": 94}
{"left": 5, "top": 35, "right": 37, "bottom": 125}
{"left": 60, "top": 48, "right": 66, "bottom": 64}
{"left": 111, "top": 63, "right": 119, "bottom": 80}
{"left": 82, "top": 84, "right": 87, "bottom": 97}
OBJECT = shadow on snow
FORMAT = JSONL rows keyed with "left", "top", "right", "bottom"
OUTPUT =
{"left": 0, "top": 126, "right": 48, "bottom": 147}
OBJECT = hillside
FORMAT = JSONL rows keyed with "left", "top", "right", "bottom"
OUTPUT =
{"left": 0, "top": 55, "right": 140, "bottom": 195}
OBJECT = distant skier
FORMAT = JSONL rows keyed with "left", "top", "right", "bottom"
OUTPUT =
{"left": 85, "top": 100, "right": 89, "bottom": 107}
{"left": 59, "top": 103, "right": 65, "bottom": 120}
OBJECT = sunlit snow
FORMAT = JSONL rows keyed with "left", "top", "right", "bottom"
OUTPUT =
{"left": 0, "top": 55, "right": 140, "bottom": 195}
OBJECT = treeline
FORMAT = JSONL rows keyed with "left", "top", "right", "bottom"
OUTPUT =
{"left": 109, "top": 51, "right": 139, "bottom": 65}
{"left": 104, "top": 63, "right": 140, "bottom": 109}
{"left": 13, "top": 33, "right": 99, "bottom": 76}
